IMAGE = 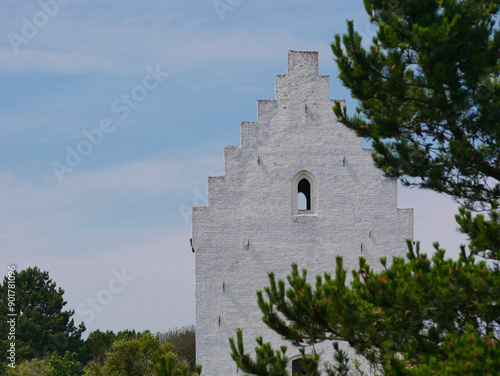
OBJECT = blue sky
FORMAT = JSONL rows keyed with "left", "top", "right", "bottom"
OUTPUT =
{"left": 0, "top": 0, "right": 466, "bottom": 336}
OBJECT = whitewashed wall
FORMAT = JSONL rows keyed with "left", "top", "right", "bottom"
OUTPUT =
{"left": 192, "top": 51, "right": 413, "bottom": 376}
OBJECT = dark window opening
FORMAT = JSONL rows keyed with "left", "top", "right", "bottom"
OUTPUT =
{"left": 298, "top": 178, "right": 311, "bottom": 211}
{"left": 292, "top": 358, "right": 307, "bottom": 375}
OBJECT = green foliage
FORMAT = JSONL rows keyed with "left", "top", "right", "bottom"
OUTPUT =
{"left": 331, "top": 0, "right": 500, "bottom": 209}
{"left": 5, "top": 357, "right": 49, "bottom": 376}
{"left": 326, "top": 342, "right": 351, "bottom": 376}
{"left": 79, "top": 328, "right": 199, "bottom": 376}
{"left": 154, "top": 353, "right": 177, "bottom": 376}
{"left": 5, "top": 352, "right": 85, "bottom": 376}
{"left": 82, "top": 362, "right": 105, "bottom": 376}
{"left": 409, "top": 326, "right": 500, "bottom": 375}
{"left": 102, "top": 332, "right": 167, "bottom": 376}
{"left": 153, "top": 352, "right": 199, "bottom": 376}
{"left": 456, "top": 201, "right": 500, "bottom": 261}
{"left": 351, "top": 357, "right": 383, "bottom": 376}
{"left": 0, "top": 267, "right": 86, "bottom": 369}
{"left": 230, "top": 328, "right": 290, "bottom": 376}
{"left": 84, "top": 330, "right": 117, "bottom": 364}
{"left": 155, "top": 326, "right": 196, "bottom": 371}
{"left": 113, "top": 330, "right": 143, "bottom": 342}
{"left": 82, "top": 329, "right": 147, "bottom": 366}
{"left": 0, "top": 264, "right": 197, "bottom": 376}
{"left": 230, "top": 1, "right": 500, "bottom": 374}
{"left": 2, "top": 329, "right": 200, "bottom": 376}
{"left": 47, "top": 352, "right": 84, "bottom": 376}
{"left": 232, "top": 243, "right": 500, "bottom": 375}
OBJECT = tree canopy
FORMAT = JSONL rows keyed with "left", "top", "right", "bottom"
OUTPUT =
{"left": 0, "top": 266, "right": 86, "bottom": 370}
{"left": 230, "top": 0, "right": 500, "bottom": 375}
{"left": 332, "top": 0, "right": 500, "bottom": 210}
{"left": 6, "top": 330, "right": 200, "bottom": 376}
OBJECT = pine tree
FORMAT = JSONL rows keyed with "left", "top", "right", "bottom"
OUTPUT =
{"left": 0, "top": 267, "right": 85, "bottom": 371}
{"left": 230, "top": 1, "right": 500, "bottom": 374}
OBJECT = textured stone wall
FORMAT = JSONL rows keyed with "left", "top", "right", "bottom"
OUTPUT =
{"left": 192, "top": 50, "right": 413, "bottom": 376}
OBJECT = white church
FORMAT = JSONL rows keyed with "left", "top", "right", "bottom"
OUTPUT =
{"left": 192, "top": 50, "right": 413, "bottom": 375}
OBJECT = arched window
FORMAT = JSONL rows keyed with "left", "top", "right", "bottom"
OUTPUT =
{"left": 292, "top": 358, "right": 307, "bottom": 375}
{"left": 297, "top": 178, "right": 311, "bottom": 211}
{"left": 287, "top": 354, "right": 310, "bottom": 376}
{"left": 292, "top": 170, "right": 316, "bottom": 215}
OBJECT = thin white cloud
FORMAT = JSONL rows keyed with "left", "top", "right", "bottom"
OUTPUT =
{"left": 10, "top": 225, "right": 196, "bottom": 334}
{"left": 0, "top": 0, "right": 361, "bottom": 76}
{"left": 0, "top": 153, "right": 217, "bottom": 332}
{"left": 0, "top": 155, "right": 222, "bottom": 255}
{"left": 0, "top": 47, "right": 116, "bottom": 75}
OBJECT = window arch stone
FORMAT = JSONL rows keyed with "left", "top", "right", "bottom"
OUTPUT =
{"left": 287, "top": 354, "right": 309, "bottom": 375}
{"left": 292, "top": 170, "right": 317, "bottom": 215}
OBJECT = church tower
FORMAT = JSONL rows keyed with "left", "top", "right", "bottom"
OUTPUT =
{"left": 192, "top": 50, "right": 413, "bottom": 376}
